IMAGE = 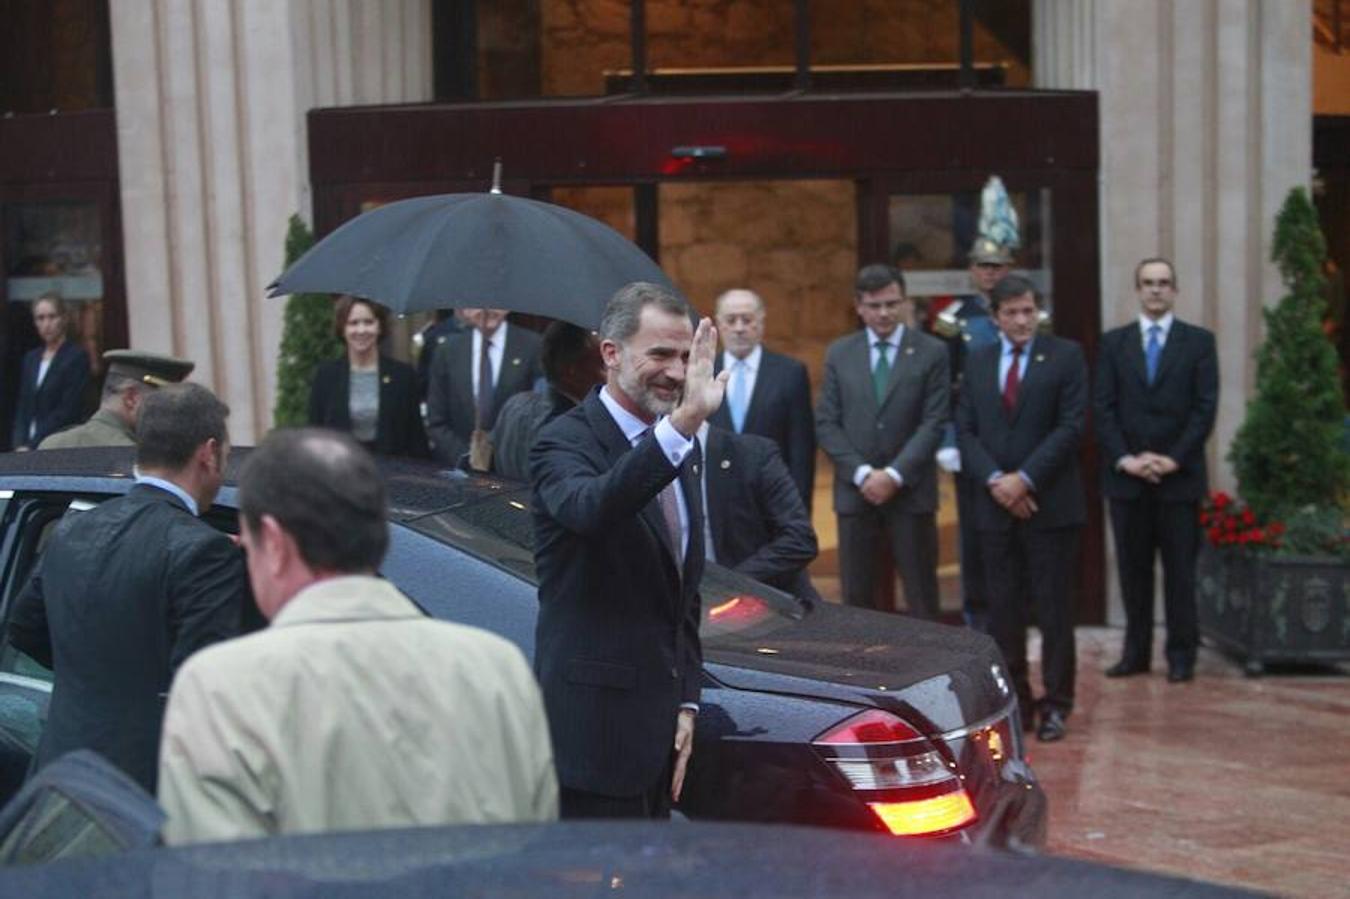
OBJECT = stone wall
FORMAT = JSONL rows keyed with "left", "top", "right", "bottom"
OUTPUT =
{"left": 659, "top": 180, "right": 858, "bottom": 388}
{"left": 541, "top": 0, "right": 1029, "bottom": 95}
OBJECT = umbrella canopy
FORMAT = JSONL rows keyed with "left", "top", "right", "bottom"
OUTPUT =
{"left": 268, "top": 193, "right": 676, "bottom": 329}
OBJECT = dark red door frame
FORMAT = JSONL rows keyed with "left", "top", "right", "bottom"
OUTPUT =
{"left": 307, "top": 90, "right": 1106, "bottom": 624}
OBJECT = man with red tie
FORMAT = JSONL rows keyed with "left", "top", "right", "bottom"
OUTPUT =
{"left": 955, "top": 275, "right": 1087, "bottom": 742}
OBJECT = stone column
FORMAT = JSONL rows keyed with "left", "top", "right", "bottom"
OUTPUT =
{"left": 1034, "top": 0, "right": 1312, "bottom": 624}
{"left": 1034, "top": 0, "right": 1312, "bottom": 494}
{"left": 110, "top": 0, "right": 432, "bottom": 443}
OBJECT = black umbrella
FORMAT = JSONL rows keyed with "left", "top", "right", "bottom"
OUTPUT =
{"left": 267, "top": 188, "right": 675, "bottom": 329}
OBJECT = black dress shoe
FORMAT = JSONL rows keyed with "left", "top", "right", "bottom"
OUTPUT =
{"left": 1167, "top": 664, "right": 1194, "bottom": 683}
{"left": 1036, "top": 708, "right": 1067, "bottom": 743}
{"left": 1104, "top": 660, "right": 1149, "bottom": 678}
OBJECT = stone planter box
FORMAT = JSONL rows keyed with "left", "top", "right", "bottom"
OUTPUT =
{"left": 1197, "top": 546, "right": 1350, "bottom": 675}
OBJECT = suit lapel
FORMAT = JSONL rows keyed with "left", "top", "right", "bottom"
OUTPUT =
{"left": 1126, "top": 323, "right": 1149, "bottom": 387}
{"left": 584, "top": 395, "right": 682, "bottom": 575}
{"left": 1009, "top": 339, "right": 1045, "bottom": 425}
{"left": 494, "top": 328, "right": 528, "bottom": 405}
{"left": 847, "top": 332, "right": 879, "bottom": 412}
{"left": 877, "top": 328, "right": 914, "bottom": 409}
{"left": 705, "top": 430, "right": 731, "bottom": 561}
{"left": 1152, "top": 322, "right": 1185, "bottom": 388}
{"left": 456, "top": 335, "right": 477, "bottom": 417}
{"left": 679, "top": 441, "right": 704, "bottom": 585}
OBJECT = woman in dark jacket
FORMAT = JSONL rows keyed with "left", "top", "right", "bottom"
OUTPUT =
{"left": 12, "top": 293, "right": 90, "bottom": 450}
{"left": 308, "top": 296, "right": 428, "bottom": 458}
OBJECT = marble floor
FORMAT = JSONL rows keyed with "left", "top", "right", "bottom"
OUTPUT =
{"left": 1024, "top": 627, "right": 1350, "bottom": 897}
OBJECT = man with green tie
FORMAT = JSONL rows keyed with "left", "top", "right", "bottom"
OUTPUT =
{"left": 815, "top": 264, "right": 949, "bottom": 617}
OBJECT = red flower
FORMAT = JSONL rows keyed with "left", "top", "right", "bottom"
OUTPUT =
{"left": 1225, "top": 516, "right": 1237, "bottom": 532}
{"left": 1199, "top": 511, "right": 1210, "bottom": 525}
{"left": 1207, "top": 527, "right": 1222, "bottom": 543}
{"left": 1251, "top": 528, "right": 1266, "bottom": 543}
{"left": 1268, "top": 521, "right": 1285, "bottom": 536}
{"left": 1241, "top": 508, "right": 1256, "bottom": 526}
{"left": 1213, "top": 492, "right": 1231, "bottom": 509}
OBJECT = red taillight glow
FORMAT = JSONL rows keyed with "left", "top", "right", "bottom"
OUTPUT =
{"left": 868, "top": 791, "right": 977, "bottom": 836}
{"left": 707, "top": 594, "right": 770, "bottom": 624}
{"left": 816, "top": 709, "right": 922, "bottom": 744}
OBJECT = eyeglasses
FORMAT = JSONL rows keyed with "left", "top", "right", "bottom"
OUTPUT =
{"left": 1140, "top": 278, "right": 1172, "bottom": 288}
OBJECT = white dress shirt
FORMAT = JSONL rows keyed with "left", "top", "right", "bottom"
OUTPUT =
{"left": 854, "top": 326, "right": 906, "bottom": 489}
{"left": 1139, "top": 312, "right": 1174, "bottom": 350}
{"left": 470, "top": 321, "right": 509, "bottom": 398}
{"left": 722, "top": 344, "right": 762, "bottom": 413}
{"left": 598, "top": 386, "right": 695, "bottom": 559}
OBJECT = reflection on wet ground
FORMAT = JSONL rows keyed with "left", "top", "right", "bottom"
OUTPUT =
{"left": 1028, "top": 627, "right": 1350, "bottom": 897}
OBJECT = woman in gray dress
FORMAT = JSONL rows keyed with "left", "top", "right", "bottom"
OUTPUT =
{"left": 307, "top": 296, "right": 427, "bottom": 458}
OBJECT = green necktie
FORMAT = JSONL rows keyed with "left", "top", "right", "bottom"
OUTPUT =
{"left": 873, "top": 341, "right": 891, "bottom": 403}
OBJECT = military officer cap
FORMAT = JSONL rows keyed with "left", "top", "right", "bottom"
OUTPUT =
{"left": 968, "top": 237, "right": 1013, "bottom": 266}
{"left": 103, "top": 349, "right": 195, "bottom": 388}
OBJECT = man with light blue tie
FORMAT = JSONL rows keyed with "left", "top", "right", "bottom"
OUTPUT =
{"left": 816, "top": 265, "right": 948, "bottom": 616}
{"left": 1095, "top": 258, "right": 1219, "bottom": 684}
{"left": 709, "top": 289, "right": 816, "bottom": 512}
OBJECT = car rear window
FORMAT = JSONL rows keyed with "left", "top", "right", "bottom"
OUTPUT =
{"left": 402, "top": 491, "right": 805, "bottom": 640}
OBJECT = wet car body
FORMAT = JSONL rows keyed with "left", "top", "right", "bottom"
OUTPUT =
{"left": 0, "top": 449, "right": 1044, "bottom": 847}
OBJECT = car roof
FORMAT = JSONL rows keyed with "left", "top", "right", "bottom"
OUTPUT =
{"left": 0, "top": 447, "right": 522, "bottom": 522}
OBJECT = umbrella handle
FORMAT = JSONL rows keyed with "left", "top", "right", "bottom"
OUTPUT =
{"left": 490, "top": 159, "right": 502, "bottom": 195}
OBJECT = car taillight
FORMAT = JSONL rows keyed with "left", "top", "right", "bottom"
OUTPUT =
{"left": 814, "top": 709, "right": 977, "bottom": 837}
{"left": 868, "top": 793, "right": 977, "bottom": 837}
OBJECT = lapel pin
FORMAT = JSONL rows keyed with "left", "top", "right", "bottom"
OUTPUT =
{"left": 691, "top": 463, "right": 699, "bottom": 475}
{"left": 1035, "top": 354, "right": 1045, "bottom": 363}
{"left": 511, "top": 357, "right": 521, "bottom": 366}
{"left": 382, "top": 374, "right": 392, "bottom": 384}
{"left": 905, "top": 347, "right": 915, "bottom": 355}
{"left": 720, "top": 459, "right": 731, "bottom": 470}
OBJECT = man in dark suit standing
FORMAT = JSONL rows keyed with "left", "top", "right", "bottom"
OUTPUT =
{"left": 956, "top": 275, "right": 1087, "bottom": 742}
{"left": 1095, "top": 258, "right": 1219, "bottom": 684}
{"left": 709, "top": 289, "right": 816, "bottom": 512}
{"left": 426, "top": 307, "right": 543, "bottom": 466}
{"left": 816, "top": 265, "right": 949, "bottom": 617}
{"left": 530, "top": 282, "right": 727, "bottom": 819}
{"left": 8, "top": 384, "right": 249, "bottom": 791}
{"left": 699, "top": 423, "right": 819, "bottom": 598}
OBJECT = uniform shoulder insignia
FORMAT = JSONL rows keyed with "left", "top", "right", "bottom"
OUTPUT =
{"left": 934, "top": 306, "right": 962, "bottom": 339}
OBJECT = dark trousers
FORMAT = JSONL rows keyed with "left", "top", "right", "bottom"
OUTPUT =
{"left": 560, "top": 767, "right": 671, "bottom": 820}
{"left": 983, "top": 524, "right": 1078, "bottom": 716}
{"left": 955, "top": 473, "right": 988, "bottom": 628}
{"left": 838, "top": 507, "right": 939, "bottom": 618}
{"left": 1109, "top": 495, "right": 1201, "bottom": 669}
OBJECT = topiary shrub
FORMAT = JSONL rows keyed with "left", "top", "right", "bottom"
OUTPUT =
{"left": 272, "top": 215, "right": 340, "bottom": 428}
{"left": 1227, "top": 187, "right": 1350, "bottom": 556}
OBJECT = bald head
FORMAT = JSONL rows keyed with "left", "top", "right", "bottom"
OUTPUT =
{"left": 714, "top": 289, "right": 766, "bottom": 359}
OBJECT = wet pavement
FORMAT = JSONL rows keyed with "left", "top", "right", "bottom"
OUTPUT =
{"left": 1028, "top": 627, "right": 1350, "bottom": 897}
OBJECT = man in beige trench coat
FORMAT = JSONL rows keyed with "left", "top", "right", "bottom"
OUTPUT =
{"left": 157, "top": 428, "right": 557, "bottom": 844}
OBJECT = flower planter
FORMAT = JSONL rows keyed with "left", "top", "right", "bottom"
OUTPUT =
{"left": 1197, "top": 546, "right": 1350, "bottom": 675}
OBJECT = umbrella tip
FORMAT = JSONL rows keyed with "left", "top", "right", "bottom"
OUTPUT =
{"left": 490, "top": 158, "right": 503, "bottom": 195}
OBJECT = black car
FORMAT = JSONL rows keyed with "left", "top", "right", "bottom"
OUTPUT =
{"left": 0, "top": 449, "right": 1045, "bottom": 848}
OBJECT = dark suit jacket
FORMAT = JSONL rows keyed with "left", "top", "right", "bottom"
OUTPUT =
{"left": 703, "top": 426, "right": 817, "bottom": 595}
{"left": 308, "top": 355, "right": 429, "bottom": 458}
{"left": 815, "top": 327, "right": 949, "bottom": 516}
{"left": 529, "top": 389, "right": 704, "bottom": 796}
{"left": 426, "top": 324, "right": 544, "bottom": 465}
{"left": 710, "top": 348, "right": 816, "bottom": 511}
{"left": 1094, "top": 320, "right": 1219, "bottom": 502}
{"left": 490, "top": 388, "right": 575, "bottom": 482}
{"left": 12, "top": 341, "right": 90, "bottom": 449}
{"left": 7, "top": 484, "right": 249, "bottom": 792}
{"left": 956, "top": 335, "right": 1088, "bottom": 532}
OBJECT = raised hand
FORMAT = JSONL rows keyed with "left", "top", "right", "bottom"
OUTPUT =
{"left": 670, "top": 317, "right": 731, "bottom": 437}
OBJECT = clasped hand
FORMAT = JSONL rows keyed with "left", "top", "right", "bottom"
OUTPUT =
{"left": 1121, "top": 452, "right": 1178, "bottom": 484}
{"left": 990, "top": 472, "right": 1038, "bottom": 520}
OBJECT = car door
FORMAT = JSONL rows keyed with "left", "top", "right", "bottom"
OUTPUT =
{"left": 0, "top": 491, "right": 110, "bottom": 806}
